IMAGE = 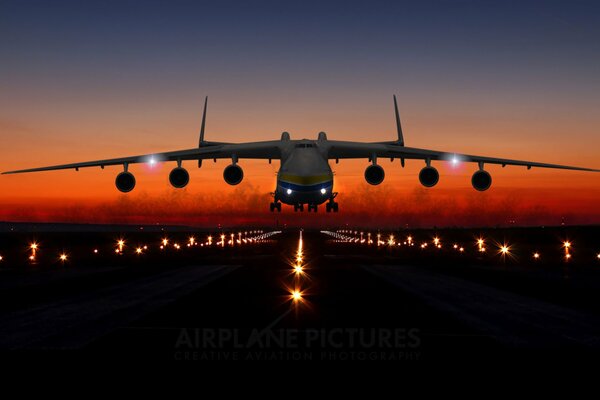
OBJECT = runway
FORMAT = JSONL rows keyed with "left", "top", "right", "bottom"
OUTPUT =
{"left": 365, "top": 264, "right": 600, "bottom": 349}
{"left": 0, "top": 264, "right": 237, "bottom": 350}
{"left": 1, "top": 229, "right": 599, "bottom": 362}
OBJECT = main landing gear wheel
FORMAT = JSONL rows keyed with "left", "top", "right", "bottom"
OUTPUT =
{"left": 326, "top": 201, "right": 339, "bottom": 213}
{"left": 294, "top": 204, "right": 304, "bottom": 212}
{"left": 270, "top": 202, "right": 282, "bottom": 212}
{"left": 307, "top": 204, "right": 318, "bottom": 212}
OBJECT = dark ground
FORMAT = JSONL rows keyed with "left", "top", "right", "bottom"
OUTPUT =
{"left": 1, "top": 225, "right": 600, "bottom": 364}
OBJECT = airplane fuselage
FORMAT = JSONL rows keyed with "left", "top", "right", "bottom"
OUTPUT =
{"left": 275, "top": 140, "right": 334, "bottom": 207}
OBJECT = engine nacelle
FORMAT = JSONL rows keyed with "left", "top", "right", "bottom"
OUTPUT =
{"left": 223, "top": 164, "right": 244, "bottom": 185}
{"left": 472, "top": 170, "right": 492, "bottom": 191}
{"left": 115, "top": 172, "right": 136, "bottom": 193}
{"left": 364, "top": 164, "right": 385, "bottom": 185}
{"left": 419, "top": 166, "right": 439, "bottom": 187}
{"left": 169, "top": 167, "right": 190, "bottom": 188}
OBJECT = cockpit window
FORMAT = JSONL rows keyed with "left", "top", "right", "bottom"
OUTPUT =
{"left": 295, "top": 143, "right": 315, "bottom": 148}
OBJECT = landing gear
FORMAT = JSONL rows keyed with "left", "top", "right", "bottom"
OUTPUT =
{"left": 326, "top": 201, "right": 339, "bottom": 213}
{"left": 270, "top": 201, "right": 281, "bottom": 212}
{"left": 307, "top": 204, "right": 318, "bottom": 212}
{"left": 294, "top": 204, "right": 304, "bottom": 212}
{"left": 326, "top": 193, "right": 339, "bottom": 213}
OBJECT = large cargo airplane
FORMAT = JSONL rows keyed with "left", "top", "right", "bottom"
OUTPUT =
{"left": 3, "top": 96, "right": 598, "bottom": 212}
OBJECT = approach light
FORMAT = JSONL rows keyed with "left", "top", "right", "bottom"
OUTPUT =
{"left": 533, "top": 252, "right": 540, "bottom": 259}
{"left": 563, "top": 241, "right": 571, "bottom": 249}
{"left": 291, "top": 290, "right": 302, "bottom": 302}
{"left": 136, "top": 247, "right": 143, "bottom": 254}
{"left": 59, "top": 253, "right": 68, "bottom": 262}
{"left": 30, "top": 243, "right": 38, "bottom": 250}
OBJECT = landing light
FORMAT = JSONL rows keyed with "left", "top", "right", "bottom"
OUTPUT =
{"left": 320, "top": 188, "right": 326, "bottom": 194}
{"left": 286, "top": 189, "right": 292, "bottom": 195}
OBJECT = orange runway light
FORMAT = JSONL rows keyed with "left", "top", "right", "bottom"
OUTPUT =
{"left": 291, "top": 290, "right": 303, "bottom": 302}
{"left": 533, "top": 252, "right": 540, "bottom": 259}
{"left": 59, "top": 253, "right": 68, "bottom": 262}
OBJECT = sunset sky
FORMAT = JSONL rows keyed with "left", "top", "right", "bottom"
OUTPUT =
{"left": 1, "top": 0, "right": 599, "bottom": 227}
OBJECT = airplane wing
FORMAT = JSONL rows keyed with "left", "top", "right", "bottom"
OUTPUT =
{"left": 326, "top": 141, "right": 600, "bottom": 172}
{"left": 2, "top": 141, "right": 282, "bottom": 174}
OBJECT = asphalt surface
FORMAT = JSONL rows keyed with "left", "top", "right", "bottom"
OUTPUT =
{"left": 1, "top": 230, "right": 599, "bottom": 363}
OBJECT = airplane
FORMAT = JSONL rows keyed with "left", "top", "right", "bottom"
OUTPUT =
{"left": 3, "top": 96, "right": 599, "bottom": 213}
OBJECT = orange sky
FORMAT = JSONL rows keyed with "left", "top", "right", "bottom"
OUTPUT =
{"left": 2, "top": 1, "right": 600, "bottom": 227}
{"left": 1, "top": 98, "right": 599, "bottom": 227}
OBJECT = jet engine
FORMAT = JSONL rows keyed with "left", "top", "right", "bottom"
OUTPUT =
{"left": 169, "top": 167, "right": 190, "bottom": 188}
{"left": 115, "top": 172, "right": 136, "bottom": 193}
{"left": 223, "top": 164, "right": 244, "bottom": 185}
{"left": 364, "top": 164, "right": 385, "bottom": 185}
{"left": 419, "top": 166, "right": 439, "bottom": 187}
{"left": 471, "top": 170, "right": 492, "bottom": 191}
